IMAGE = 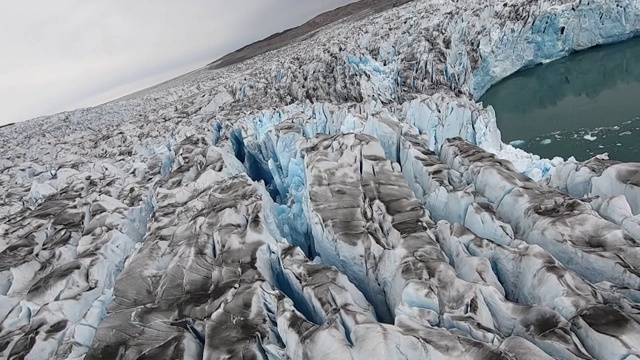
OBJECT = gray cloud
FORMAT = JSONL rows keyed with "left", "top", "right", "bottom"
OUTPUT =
{"left": 0, "top": 0, "right": 356, "bottom": 125}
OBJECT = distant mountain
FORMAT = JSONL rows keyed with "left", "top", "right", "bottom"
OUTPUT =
{"left": 208, "top": 0, "right": 415, "bottom": 69}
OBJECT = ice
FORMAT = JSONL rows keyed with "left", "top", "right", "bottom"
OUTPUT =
{"left": 500, "top": 336, "right": 555, "bottom": 360}
{"left": 399, "top": 135, "right": 516, "bottom": 246}
{"left": 199, "top": 86, "right": 233, "bottom": 114}
{"left": 595, "top": 195, "right": 640, "bottom": 240}
{"left": 463, "top": 203, "right": 516, "bottom": 247}
{"left": 472, "top": 0, "right": 640, "bottom": 97}
{"left": 362, "top": 111, "right": 402, "bottom": 162}
{"left": 1, "top": 0, "right": 640, "bottom": 358}
{"left": 592, "top": 163, "right": 640, "bottom": 215}
{"left": 548, "top": 157, "right": 640, "bottom": 217}
{"left": 441, "top": 138, "right": 640, "bottom": 291}
{"left": 497, "top": 144, "right": 560, "bottom": 181}
{"left": 403, "top": 95, "right": 502, "bottom": 153}
{"left": 436, "top": 223, "right": 506, "bottom": 296}
{"left": 437, "top": 221, "right": 640, "bottom": 357}
{"left": 572, "top": 305, "right": 640, "bottom": 360}
{"left": 345, "top": 54, "right": 398, "bottom": 102}
{"left": 547, "top": 158, "right": 600, "bottom": 197}
{"left": 294, "top": 134, "right": 594, "bottom": 357}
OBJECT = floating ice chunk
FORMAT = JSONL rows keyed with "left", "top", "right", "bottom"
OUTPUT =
{"left": 540, "top": 138, "right": 552, "bottom": 145}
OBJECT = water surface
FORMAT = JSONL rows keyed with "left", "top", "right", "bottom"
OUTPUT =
{"left": 480, "top": 37, "right": 640, "bottom": 162}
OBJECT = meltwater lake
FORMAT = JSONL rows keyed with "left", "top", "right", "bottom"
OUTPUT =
{"left": 480, "top": 36, "right": 640, "bottom": 162}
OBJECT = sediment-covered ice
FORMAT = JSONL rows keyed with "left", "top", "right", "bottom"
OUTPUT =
{"left": 440, "top": 138, "right": 640, "bottom": 290}
{"left": 1, "top": 0, "right": 640, "bottom": 358}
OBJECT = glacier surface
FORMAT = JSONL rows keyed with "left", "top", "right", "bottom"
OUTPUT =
{"left": 1, "top": 0, "right": 640, "bottom": 359}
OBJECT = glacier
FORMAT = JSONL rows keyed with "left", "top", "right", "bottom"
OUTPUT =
{"left": 1, "top": 0, "right": 640, "bottom": 359}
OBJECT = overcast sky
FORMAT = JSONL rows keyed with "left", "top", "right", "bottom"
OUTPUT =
{"left": 0, "top": 0, "right": 356, "bottom": 125}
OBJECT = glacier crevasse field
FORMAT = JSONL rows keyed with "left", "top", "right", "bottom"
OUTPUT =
{"left": 2, "top": 0, "right": 640, "bottom": 359}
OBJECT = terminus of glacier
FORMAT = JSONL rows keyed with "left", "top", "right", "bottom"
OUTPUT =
{"left": 1, "top": 0, "right": 640, "bottom": 359}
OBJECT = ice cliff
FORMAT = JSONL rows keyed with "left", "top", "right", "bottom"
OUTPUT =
{"left": 1, "top": 0, "right": 640, "bottom": 359}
